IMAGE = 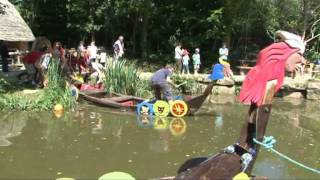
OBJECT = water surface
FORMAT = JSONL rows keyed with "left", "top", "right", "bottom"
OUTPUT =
{"left": 0, "top": 99, "right": 319, "bottom": 179}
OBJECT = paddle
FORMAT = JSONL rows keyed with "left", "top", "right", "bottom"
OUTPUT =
{"left": 175, "top": 81, "right": 187, "bottom": 88}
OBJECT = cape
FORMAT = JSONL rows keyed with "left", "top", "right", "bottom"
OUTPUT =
{"left": 239, "top": 42, "right": 299, "bottom": 106}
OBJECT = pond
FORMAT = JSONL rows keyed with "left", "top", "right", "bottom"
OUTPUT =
{"left": 0, "top": 99, "right": 319, "bottom": 179}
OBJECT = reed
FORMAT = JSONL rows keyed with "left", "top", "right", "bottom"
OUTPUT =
{"left": 104, "top": 60, "right": 152, "bottom": 97}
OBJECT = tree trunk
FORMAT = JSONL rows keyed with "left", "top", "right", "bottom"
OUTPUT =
{"left": 141, "top": 0, "right": 151, "bottom": 59}
{"left": 302, "top": 0, "right": 309, "bottom": 39}
{"left": 132, "top": 14, "right": 139, "bottom": 56}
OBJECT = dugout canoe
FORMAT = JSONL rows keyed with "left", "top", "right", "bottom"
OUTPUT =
{"left": 78, "top": 83, "right": 214, "bottom": 115}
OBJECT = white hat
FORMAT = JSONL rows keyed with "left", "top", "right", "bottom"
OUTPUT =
{"left": 276, "top": 30, "right": 306, "bottom": 54}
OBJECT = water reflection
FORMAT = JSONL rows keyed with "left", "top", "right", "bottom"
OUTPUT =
{"left": 169, "top": 118, "right": 187, "bottom": 137}
{"left": 215, "top": 113, "right": 224, "bottom": 130}
{"left": 136, "top": 116, "right": 188, "bottom": 137}
{"left": 0, "top": 99, "right": 319, "bottom": 179}
{"left": 0, "top": 113, "right": 26, "bottom": 146}
{"left": 136, "top": 115, "right": 154, "bottom": 128}
{"left": 253, "top": 157, "right": 293, "bottom": 179}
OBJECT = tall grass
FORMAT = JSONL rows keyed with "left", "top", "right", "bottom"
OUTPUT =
{"left": 37, "top": 59, "right": 76, "bottom": 110}
{"left": 0, "top": 59, "right": 76, "bottom": 111}
{"left": 104, "top": 60, "right": 152, "bottom": 97}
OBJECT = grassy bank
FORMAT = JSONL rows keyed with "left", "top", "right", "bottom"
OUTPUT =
{"left": 0, "top": 60, "right": 76, "bottom": 111}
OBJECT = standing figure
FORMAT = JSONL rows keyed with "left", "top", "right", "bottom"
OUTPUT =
{"left": 219, "top": 43, "right": 233, "bottom": 77}
{"left": 52, "top": 41, "right": 65, "bottom": 62}
{"left": 174, "top": 43, "right": 183, "bottom": 73}
{"left": 87, "top": 41, "right": 97, "bottom": 65}
{"left": 113, "top": 36, "right": 124, "bottom": 60}
{"left": 0, "top": 41, "right": 9, "bottom": 72}
{"left": 182, "top": 49, "right": 190, "bottom": 75}
{"left": 192, "top": 48, "right": 201, "bottom": 75}
{"left": 219, "top": 43, "right": 229, "bottom": 60}
{"left": 150, "top": 65, "right": 179, "bottom": 104}
{"left": 77, "top": 41, "right": 85, "bottom": 53}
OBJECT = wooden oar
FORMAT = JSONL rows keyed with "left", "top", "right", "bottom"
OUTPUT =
{"left": 175, "top": 80, "right": 277, "bottom": 179}
{"left": 176, "top": 81, "right": 187, "bottom": 88}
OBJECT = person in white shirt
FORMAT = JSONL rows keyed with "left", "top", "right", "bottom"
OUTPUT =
{"left": 174, "top": 42, "right": 183, "bottom": 73}
{"left": 98, "top": 47, "right": 107, "bottom": 67}
{"left": 88, "top": 41, "right": 97, "bottom": 65}
{"left": 113, "top": 36, "right": 124, "bottom": 60}
{"left": 77, "top": 41, "right": 85, "bottom": 53}
{"left": 219, "top": 43, "right": 229, "bottom": 60}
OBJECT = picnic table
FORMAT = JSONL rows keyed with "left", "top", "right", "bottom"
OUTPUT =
{"left": 236, "top": 66, "right": 253, "bottom": 75}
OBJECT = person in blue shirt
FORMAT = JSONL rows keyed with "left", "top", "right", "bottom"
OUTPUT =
{"left": 150, "top": 65, "right": 179, "bottom": 103}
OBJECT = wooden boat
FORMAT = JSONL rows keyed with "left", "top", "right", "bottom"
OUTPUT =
{"left": 79, "top": 90, "right": 146, "bottom": 112}
{"left": 79, "top": 83, "right": 214, "bottom": 115}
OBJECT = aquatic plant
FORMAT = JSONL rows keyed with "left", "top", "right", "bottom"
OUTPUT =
{"left": 0, "top": 59, "right": 76, "bottom": 111}
{"left": 104, "top": 59, "right": 152, "bottom": 97}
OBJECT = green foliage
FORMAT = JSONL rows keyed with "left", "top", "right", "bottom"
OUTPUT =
{"left": 171, "top": 74, "right": 199, "bottom": 95}
{"left": 11, "top": 0, "right": 320, "bottom": 65}
{"left": 0, "top": 60, "right": 76, "bottom": 111}
{"left": 306, "top": 48, "right": 320, "bottom": 62}
{"left": 104, "top": 60, "right": 152, "bottom": 98}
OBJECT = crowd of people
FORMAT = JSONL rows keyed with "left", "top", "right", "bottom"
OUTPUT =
{"left": 19, "top": 35, "right": 125, "bottom": 89}
{"left": 174, "top": 42, "right": 233, "bottom": 77}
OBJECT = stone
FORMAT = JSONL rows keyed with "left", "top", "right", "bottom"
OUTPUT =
{"left": 211, "top": 86, "right": 236, "bottom": 95}
{"left": 307, "top": 80, "right": 320, "bottom": 89}
{"left": 283, "top": 92, "right": 304, "bottom": 99}
{"left": 307, "top": 89, "right": 320, "bottom": 100}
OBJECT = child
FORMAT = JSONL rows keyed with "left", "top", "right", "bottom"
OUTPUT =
{"left": 182, "top": 49, "right": 190, "bottom": 75}
{"left": 192, "top": 48, "right": 201, "bottom": 75}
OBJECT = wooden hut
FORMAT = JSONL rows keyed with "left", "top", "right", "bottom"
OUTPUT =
{"left": 0, "top": 0, "right": 35, "bottom": 42}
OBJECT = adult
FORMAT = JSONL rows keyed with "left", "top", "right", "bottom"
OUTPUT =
{"left": 52, "top": 41, "right": 65, "bottom": 62}
{"left": 150, "top": 65, "right": 179, "bottom": 104}
{"left": 174, "top": 43, "right": 183, "bottom": 73}
{"left": 218, "top": 43, "right": 233, "bottom": 77}
{"left": 21, "top": 46, "right": 48, "bottom": 87}
{"left": 87, "top": 41, "right": 97, "bottom": 64}
{"left": 219, "top": 42, "right": 229, "bottom": 60}
{"left": 77, "top": 41, "right": 85, "bottom": 53}
{"left": 0, "top": 41, "right": 9, "bottom": 72}
{"left": 113, "top": 36, "right": 124, "bottom": 60}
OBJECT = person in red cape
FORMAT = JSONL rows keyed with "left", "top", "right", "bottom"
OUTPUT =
{"left": 22, "top": 47, "right": 48, "bottom": 87}
{"left": 239, "top": 30, "right": 306, "bottom": 106}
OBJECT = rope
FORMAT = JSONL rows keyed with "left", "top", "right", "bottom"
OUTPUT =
{"left": 253, "top": 136, "right": 320, "bottom": 174}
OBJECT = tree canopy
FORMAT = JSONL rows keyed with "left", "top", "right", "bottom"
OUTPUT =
{"left": 9, "top": 0, "right": 320, "bottom": 65}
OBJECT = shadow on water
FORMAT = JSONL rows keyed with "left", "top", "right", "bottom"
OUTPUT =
{"left": 0, "top": 99, "right": 319, "bottom": 179}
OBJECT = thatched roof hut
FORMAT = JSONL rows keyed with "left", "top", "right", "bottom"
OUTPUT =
{"left": 0, "top": 0, "right": 35, "bottom": 42}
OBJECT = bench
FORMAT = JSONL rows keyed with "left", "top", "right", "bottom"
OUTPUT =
{"left": 236, "top": 66, "right": 253, "bottom": 75}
